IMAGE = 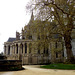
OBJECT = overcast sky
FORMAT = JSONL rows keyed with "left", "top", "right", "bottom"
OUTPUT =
{"left": 0, "top": 0, "right": 31, "bottom": 53}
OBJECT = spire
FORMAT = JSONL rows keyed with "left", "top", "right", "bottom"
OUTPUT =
{"left": 31, "top": 10, "right": 34, "bottom": 21}
{"left": 28, "top": 10, "right": 34, "bottom": 26}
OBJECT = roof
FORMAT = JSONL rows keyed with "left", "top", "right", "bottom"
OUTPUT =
{"left": 7, "top": 38, "right": 16, "bottom": 42}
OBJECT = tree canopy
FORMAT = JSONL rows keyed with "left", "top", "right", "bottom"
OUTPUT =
{"left": 27, "top": 0, "right": 75, "bottom": 63}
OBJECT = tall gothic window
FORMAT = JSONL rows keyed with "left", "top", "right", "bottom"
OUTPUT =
{"left": 16, "top": 44, "right": 18, "bottom": 54}
{"left": 29, "top": 43, "right": 32, "bottom": 53}
{"left": 56, "top": 52, "right": 58, "bottom": 58}
{"left": 43, "top": 46, "right": 49, "bottom": 54}
{"left": 38, "top": 50, "right": 40, "bottom": 54}
{"left": 25, "top": 43, "right": 27, "bottom": 53}
{"left": 46, "top": 48, "right": 48, "bottom": 54}
{"left": 8, "top": 45, "right": 10, "bottom": 55}
{"left": 55, "top": 42, "right": 57, "bottom": 48}
{"left": 38, "top": 44, "right": 40, "bottom": 54}
{"left": 43, "top": 47, "right": 45, "bottom": 54}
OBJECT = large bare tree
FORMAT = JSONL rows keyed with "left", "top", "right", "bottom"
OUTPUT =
{"left": 27, "top": 0, "right": 75, "bottom": 62}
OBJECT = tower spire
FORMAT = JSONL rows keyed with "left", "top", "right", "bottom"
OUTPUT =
{"left": 31, "top": 10, "right": 34, "bottom": 21}
{"left": 28, "top": 10, "right": 34, "bottom": 26}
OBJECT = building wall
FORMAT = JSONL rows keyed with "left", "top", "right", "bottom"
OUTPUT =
{"left": 4, "top": 40, "right": 64, "bottom": 64}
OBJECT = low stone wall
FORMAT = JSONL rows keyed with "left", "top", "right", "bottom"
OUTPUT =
{"left": 0, "top": 56, "right": 7, "bottom": 60}
{"left": 0, "top": 60, "right": 22, "bottom": 71}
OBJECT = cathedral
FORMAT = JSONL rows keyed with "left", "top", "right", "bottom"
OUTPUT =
{"left": 4, "top": 12, "right": 75, "bottom": 65}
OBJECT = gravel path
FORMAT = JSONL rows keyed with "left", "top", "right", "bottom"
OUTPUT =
{"left": 0, "top": 65, "right": 75, "bottom": 75}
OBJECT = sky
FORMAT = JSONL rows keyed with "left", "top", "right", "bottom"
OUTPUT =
{"left": 0, "top": 0, "right": 31, "bottom": 53}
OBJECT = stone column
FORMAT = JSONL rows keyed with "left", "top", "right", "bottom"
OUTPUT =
{"left": 27, "top": 43, "right": 29, "bottom": 54}
{"left": 18, "top": 43, "right": 22, "bottom": 60}
{"left": 14, "top": 44, "right": 16, "bottom": 54}
{"left": 4, "top": 45, "right": 6, "bottom": 55}
{"left": 13, "top": 45, "right": 15, "bottom": 55}
{"left": 6, "top": 45, "right": 8, "bottom": 55}
{"left": 10, "top": 45, "right": 12, "bottom": 55}
{"left": 21, "top": 43, "right": 23, "bottom": 54}
{"left": 12, "top": 45, "right": 14, "bottom": 55}
{"left": 18, "top": 43, "right": 20, "bottom": 55}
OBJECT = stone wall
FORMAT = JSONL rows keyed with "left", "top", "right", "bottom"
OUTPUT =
{"left": 0, "top": 60, "right": 22, "bottom": 71}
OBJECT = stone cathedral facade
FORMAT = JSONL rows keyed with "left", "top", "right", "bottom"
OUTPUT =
{"left": 4, "top": 13, "right": 75, "bottom": 65}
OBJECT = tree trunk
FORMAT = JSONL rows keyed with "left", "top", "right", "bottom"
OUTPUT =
{"left": 64, "top": 32, "right": 74, "bottom": 63}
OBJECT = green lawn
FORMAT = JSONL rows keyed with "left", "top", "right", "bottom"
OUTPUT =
{"left": 40, "top": 64, "right": 75, "bottom": 70}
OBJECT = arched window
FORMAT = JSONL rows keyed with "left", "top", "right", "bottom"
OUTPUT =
{"left": 29, "top": 43, "right": 32, "bottom": 53}
{"left": 56, "top": 52, "right": 58, "bottom": 58}
{"left": 38, "top": 44, "right": 40, "bottom": 54}
{"left": 46, "top": 48, "right": 48, "bottom": 54}
{"left": 16, "top": 44, "right": 18, "bottom": 54}
{"left": 55, "top": 42, "right": 57, "bottom": 48}
{"left": 25, "top": 43, "right": 27, "bottom": 53}
{"left": 38, "top": 49, "right": 40, "bottom": 54}
{"left": 43, "top": 47, "right": 45, "bottom": 54}
{"left": 8, "top": 45, "right": 10, "bottom": 55}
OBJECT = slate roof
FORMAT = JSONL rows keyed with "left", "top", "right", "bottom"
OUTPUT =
{"left": 7, "top": 38, "right": 16, "bottom": 42}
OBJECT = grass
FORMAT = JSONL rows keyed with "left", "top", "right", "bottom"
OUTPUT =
{"left": 40, "top": 63, "right": 75, "bottom": 70}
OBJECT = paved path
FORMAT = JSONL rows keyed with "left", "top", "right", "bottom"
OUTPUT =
{"left": 0, "top": 65, "right": 75, "bottom": 75}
